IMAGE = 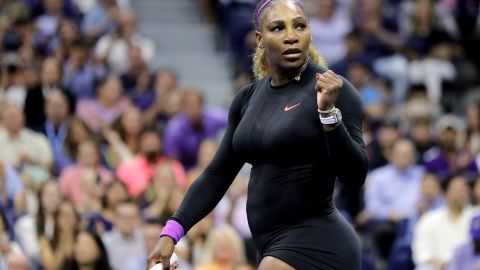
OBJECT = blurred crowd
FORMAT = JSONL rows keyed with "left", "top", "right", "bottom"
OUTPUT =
{"left": 0, "top": 0, "right": 478, "bottom": 270}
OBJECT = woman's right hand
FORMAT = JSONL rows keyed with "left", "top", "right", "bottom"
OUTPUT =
{"left": 147, "top": 236, "right": 175, "bottom": 270}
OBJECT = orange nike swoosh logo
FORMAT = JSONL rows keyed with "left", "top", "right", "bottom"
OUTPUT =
{"left": 284, "top": 102, "right": 302, "bottom": 112}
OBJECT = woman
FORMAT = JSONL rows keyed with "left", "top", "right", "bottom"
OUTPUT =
{"left": 103, "top": 106, "right": 145, "bottom": 167}
{"left": 86, "top": 180, "right": 129, "bottom": 235}
{"left": 194, "top": 225, "right": 247, "bottom": 270}
{"left": 39, "top": 201, "right": 80, "bottom": 270}
{"left": 148, "top": 1, "right": 368, "bottom": 269}
{"left": 14, "top": 180, "right": 62, "bottom": 262}
{"left": 59, "top": 139, "right": 114, "bottom": 214}
{"left": 61, "top": 230, "right": 112, "bottom": 270}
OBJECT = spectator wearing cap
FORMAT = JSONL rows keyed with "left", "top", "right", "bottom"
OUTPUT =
{"left": 424, "top": 114, "right": 478, "bottom": 182}
{"left": 412, "top": 175, "right": 474, "bottom": 270}
{"left": 447, "top": 215, "right": 480, "bottom": 270}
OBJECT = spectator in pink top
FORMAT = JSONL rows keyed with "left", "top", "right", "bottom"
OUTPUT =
{"left": 76, "top": 75, "right": 130, "bottom": 133}
{"left": 117, "top": 129, "right": 186, "bottom": 198}
{"left": 59, "top": 140, "right": 114, "bottom": 213}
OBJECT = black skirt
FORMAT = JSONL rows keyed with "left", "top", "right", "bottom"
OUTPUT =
{"left": 255, "top": 210, "right": 361, "bottom": 270}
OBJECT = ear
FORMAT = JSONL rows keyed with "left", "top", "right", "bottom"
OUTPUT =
{"left": 255, "top": 31, "right": 263, "bottom": 48}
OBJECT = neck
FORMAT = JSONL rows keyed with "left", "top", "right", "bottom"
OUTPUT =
{"left": 448, "top": 204, "right": 463, "bottom": 218}
{"left": 8, "top": 129, "right": 21, "bottom": 138}
{"left": 269, "top": 59, "right": 308, "bottom": 87}
{"left": 49, "top": 120, "right": 63, "bottom": 129}
{"left": 121, "top": 232, "right": 135, "bottom": 240}
{"left": 79, "top": 265, "right": 94, "bottom": 270}
{"left": 100, "top": 98, "right": 115, "bottom": 108}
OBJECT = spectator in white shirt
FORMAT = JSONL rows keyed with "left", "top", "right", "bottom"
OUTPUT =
{"left": 94, "top": 10, "right": 154, "bottom": 74}
{"left": 413, "top": 175, "right": 474, "bottom": 270}
{"left": 0, "top": 103, "right": 53, "bottom": 172}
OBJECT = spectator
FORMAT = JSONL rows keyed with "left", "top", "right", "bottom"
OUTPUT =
{"left": 142, "top": 162, "right": 182, "bottom": 219}
{"left": 61, "top": 230, "right": 112, "bottom": 270}
{"left": 164, "top": 90, "right": 228, "bottom": 170}
{"left": 366, "top": 118, "right": 401, "bottom": 170}
{"left": 86, "top": 180, "right": 129, "bottom": 235}
{"left": 195, "top": 225, "right": 247, "bottom": 270}
{"left": 120, "top": 45, "right": 151, "bottom": 94}
{"left": 309, "top": 0, "right": 352, "bottom": 66}
{"left": 81, "top": 0, "right": 122, "bottom": 41}
{"left": 76, "top": 74, "right": 130, "bottom": 133}
{"left": 36, "top": 90, "right": 74, "bottom": 175}
{"left": 363, "top": 139, "right": 424, "bottom": 262}
{"left": 39, "top": 201, "right": 80, "bottom": 270}
{"left": 94, "top": 10, "right": 154, "bottom": 74}
{"left": 412, "top": 175, "right": 474, "bottom": 270}
{"left": 0, "top": 103, "right": 53, "bottom": 171}
{"left": 103, "top": 105, "right": 144, "bottom": 167}
{"left": 408, "top": 117, "right": 436, "bottom": 165}
{"left": 143, "top": 69, "right": 182, "bottom": 127}
{"left": 33, "top": 0, "right": 68, "bottom": 56}
{"left": 116, "top": 129, "right": 185, "bottom": 198}
{"left": 447, "top": 214, "right": 480, "bottom": 270}
{"left": 424, "top": 114, "right": 478, "bottom": 182}
{"left": 102, "top": 200, "right": 144, "bottom": 270}
{"left": 59, "top": 139, "right": 113, "bottom": 214}
{"left": 23, "top": 57, "right": 74, "bottom": 130}
{"left": 62, "top": 39, "right": 106, "bottom": 101}
{"left": 63, "top": 117, "right": 92, "bottom": 164}
{"left": 14, "top": 180, "right": 61, "bottom": 263}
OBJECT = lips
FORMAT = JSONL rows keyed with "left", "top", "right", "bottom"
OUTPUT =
{"left": 282, "top": 48, "right": 302, "bottom": 55}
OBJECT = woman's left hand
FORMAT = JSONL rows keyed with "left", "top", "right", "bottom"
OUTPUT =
{"left": 315, "top": 70, "right": 343, "bottom": 111}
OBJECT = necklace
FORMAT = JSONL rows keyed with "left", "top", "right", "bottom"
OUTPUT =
{"left": 293, "top": 59, "right": 309, "bottom": 81}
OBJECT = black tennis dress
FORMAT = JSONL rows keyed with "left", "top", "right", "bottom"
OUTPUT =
{"left": 171, "top": 60, "right": 369, "bottom": 269}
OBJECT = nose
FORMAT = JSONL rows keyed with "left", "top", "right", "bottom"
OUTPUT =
{"left": 284, "top": 27, "right": 299, "bottom": 44}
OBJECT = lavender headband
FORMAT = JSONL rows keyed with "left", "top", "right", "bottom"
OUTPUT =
{"left": 255, "top": 0, "right": 304, "bottom": 25}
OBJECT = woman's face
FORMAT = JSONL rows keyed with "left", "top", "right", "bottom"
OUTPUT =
{"left": 153, "top": 164, "right": 176, "bottom": 191}
{"left": 57, "top": 202, "right": 78, "bottom": 231}
{"left": 42, "top": 182, "right": 62, "bottom": 214}
{"left": 213, "top": 232, "right": 235, "bottom": 262}
{"left": 100, "top": 77, "right": 123, "bottom": 104}
{"left": 74, "top": 232, "right": 100, "bottom": 265}
{"left": 77, "top": 141, "right": 99, "bottom": 167}
{"left": 122, "top": 107, "right": 142, "bottom": 136}
{"left": 105, "top": 182, "right": 128, "bottom": 209}
{"left": 257, "top": 1, "right": 311, "bottom": 74}
{"left": 70, "top": 121, "right": 88, "bottom": 143}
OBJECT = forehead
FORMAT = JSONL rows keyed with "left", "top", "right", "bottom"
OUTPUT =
{"left": 260, "top": 1, "right": 306, "bottom": 25}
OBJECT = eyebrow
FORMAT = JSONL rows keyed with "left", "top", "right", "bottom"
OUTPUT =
{"left": 266, "top": 16, "right": 306, "bottom": 27}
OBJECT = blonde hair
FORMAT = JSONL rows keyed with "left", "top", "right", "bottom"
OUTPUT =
{"left": 252, "top": 43, "right": 327, "bottom": 80}
{"left": 201, "top": 225, "right": 246, "bottom": 264}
